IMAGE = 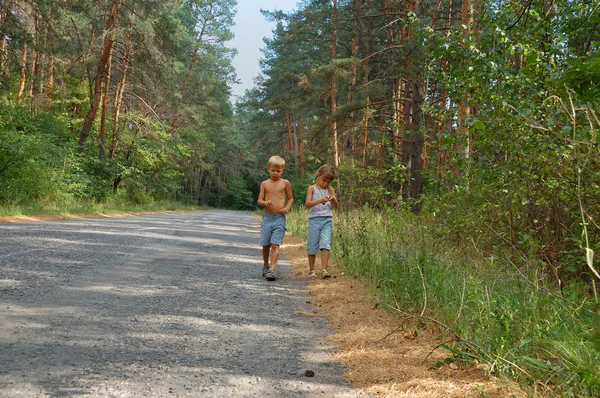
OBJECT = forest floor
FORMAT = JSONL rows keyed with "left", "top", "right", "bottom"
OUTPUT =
{"left": 281, "top": 232, "right": 528, "bottom": 398}
{"left": 0, "top": 210, "right": 528, "bottom": 397}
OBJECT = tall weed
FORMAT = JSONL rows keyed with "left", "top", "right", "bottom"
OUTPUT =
{"left": 286, "top": 206, "right": 600, "bottom": 396}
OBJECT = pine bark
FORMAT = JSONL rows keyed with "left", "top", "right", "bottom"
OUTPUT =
{"left": 110, "top": 42, "right": 130, "bottom": 159}
{"left": 17, "top": 43, "right": 27, "bottom": 103}
{"left": 400, "top": 0, "right": 425, "bottom": 213}
{"left": 27, "top": 10, "right": 40, "bottom": 103}
{"left": 331, "top": 0, "right": 339, "bottom": 169}
{"left": 99, "top": 43, "right": 113, "bottom": 161}
{"left": 360, "top": 0, "right": 373, "bottom": 165}
{"left": 347, "top": 0, "right": 361, "bottom": 106}
{"left": 0, "top": 3, "right": 11, "bottom": 79}
{"left": 46, "top": 12, "right": 55, "bottom": 99}
{"left": 79, "top": 0, "right": 120, "bottom": 149}
{"left": 169, "top": 3, "right": 213, "bottom": 131}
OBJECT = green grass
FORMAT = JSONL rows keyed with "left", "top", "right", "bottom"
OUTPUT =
{"left": 0, "top": 197, "right": 206, "bottom": 217}
{"left": 286, "top": 206, "right": 600, "bottom": 397}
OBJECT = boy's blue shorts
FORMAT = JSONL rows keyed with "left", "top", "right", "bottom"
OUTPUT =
{"left": 307, "top": 216, "right": 332, "bottom": 255}
{"left": 259, "top": 213, "right": 286, "bottom": 246}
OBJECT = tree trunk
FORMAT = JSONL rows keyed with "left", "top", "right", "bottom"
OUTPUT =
{"left": 347, "top": 0, "right": 361, "bottom": 106}
{"left": 298, "top": 119, "right": 305, "bottom": 174}
{"left": 17, "top": 42, "right": 27, "bottom": 103}
{"left": 71, "top": 25, "right": 96, "bottom": 135}
{"left": 384, "top": 0, "right": 404, "bottom": 158}
{"left": 331, "top": 0, "right": 339, "bottom": 169}
{"left": 360, "top": 0, "right": 373, "bottom": 165}
{"left": 78, "top": 0, "right": 120, "bottom": 149}
{"left": 292, "top": 114, "right": 300, "bottom": 167}
{"left": 401, "top": 77, "right": 424, "bottom": 212}
{"left": 47, "top": 38, "right": 54, "bottom": 99}
{"left": 400, "top": 0, "right": 425, "bottom": 213}
{"left": 285, "top": 111, "right": 293, "bottom": 152}
{"left": 27, "top": 10, "right": 40, "bottom": 105}
{"left": 99, "top": 41, "right": 114, "bottom": 160}
{"left": 169, "top": 3, "right": 213, "bottom": 131}
{"left": 110, "top": 43, "right": 130, "bottom": 158}
{"left": 0, "top": 3, "right": 9, "bottom": 78}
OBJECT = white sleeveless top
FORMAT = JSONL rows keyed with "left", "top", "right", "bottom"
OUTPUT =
{"left": 309, "top": 185, "right": 333, "bottom": 218}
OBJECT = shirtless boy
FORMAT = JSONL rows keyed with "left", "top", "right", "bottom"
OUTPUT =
{"left": 257, "top": 156, "right": 294, "bottom": 281}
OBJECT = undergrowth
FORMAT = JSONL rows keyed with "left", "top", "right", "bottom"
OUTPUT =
{"left": 286, "top": 206, "right": 600, "bottom": 397}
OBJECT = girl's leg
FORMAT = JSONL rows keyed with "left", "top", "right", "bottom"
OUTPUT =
{"left": 321, "top": 249, "right": 330, "bottom": 270}
{"left": 319, "top": 219, "right": 333, "bottom": 272}
{"left": 308, "top": 254, "right": 316, "bottom": 271}
{"left": 307, "top": 218, "right": 319, "bottom": 275}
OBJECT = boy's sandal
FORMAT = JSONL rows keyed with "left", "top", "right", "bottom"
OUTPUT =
{"left": 321, "top": 269, "right": 331, "bottom": 279}
{"left": 308, "top": 270, "right": 317, "bottom": 278}
{"left": 262, "top": 266, "right": 270, "bottom": 277}
{"left": 265, "top": 270, "right": 277, "bottom": 281}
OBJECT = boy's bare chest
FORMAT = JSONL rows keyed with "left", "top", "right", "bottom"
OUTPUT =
{"left": 265, "top": 181, "right": 286, "bottom": 196}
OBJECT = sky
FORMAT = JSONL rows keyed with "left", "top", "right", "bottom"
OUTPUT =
{"left": 228, "top": 0, "right": 299, "bottom": 100}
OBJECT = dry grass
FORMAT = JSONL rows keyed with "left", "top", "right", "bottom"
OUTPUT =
{"left": 282, "top": 232, "right": 526, "bottom": 398}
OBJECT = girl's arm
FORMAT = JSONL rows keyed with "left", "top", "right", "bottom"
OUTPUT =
{"left": 328, "top": 186, "right": 339, "bottom": 209}
{"left": 305, "top": 186, "right": 328, "bottom": 208}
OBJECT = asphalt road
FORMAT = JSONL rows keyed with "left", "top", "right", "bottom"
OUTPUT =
{"left": 0, "top": 210, "right": 366, "bottom": 397}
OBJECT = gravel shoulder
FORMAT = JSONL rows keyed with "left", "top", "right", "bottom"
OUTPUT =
{"left": 0, "top": 210, "right": 368, "bottom": 397}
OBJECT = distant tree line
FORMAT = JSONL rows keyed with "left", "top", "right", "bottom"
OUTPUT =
{"left": 0, "top": 0, "right": 259, "bottom": 209}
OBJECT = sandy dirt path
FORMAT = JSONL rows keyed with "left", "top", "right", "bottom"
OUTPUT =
{"left": 0, "top": 210, "right": 367, "bottom": 397}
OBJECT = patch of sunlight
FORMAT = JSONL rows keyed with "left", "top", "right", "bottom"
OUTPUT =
{"left": 0, "top": 279, "right": 24, "bottom": 286}
{"left": 64, "top": 284, "right": 183, "bottom": 297}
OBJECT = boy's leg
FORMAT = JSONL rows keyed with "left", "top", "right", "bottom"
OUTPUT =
{"left": 267, "top": 215, "right": 285, "bottom": 271}
{"left": 262, "top": 246, "right": 271, "bottom": 276}
{"left": 269, "top": 243, "right": 280, "bottom": 270}
{"left": 260, "top": 214, "right": 278, "bottom": 275}
{"left": 259, "top": 216, "right": 272, "bottom": 271}
{"left": 262, "top": 245, "right": 270, "bottom": 266}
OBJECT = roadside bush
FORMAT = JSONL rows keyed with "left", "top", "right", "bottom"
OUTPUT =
{"left": 0, "top": 107, "right": 74, "bottom": 205}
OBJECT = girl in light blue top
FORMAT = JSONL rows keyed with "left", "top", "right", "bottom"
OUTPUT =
{"left": 304, "top": 164, "right": 338, "bottom": 279}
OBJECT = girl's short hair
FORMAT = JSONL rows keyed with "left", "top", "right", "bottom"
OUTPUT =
{"left": 316, "top": 164, "right": 335, "bottom": 181}
{"left": 267, "top": 155, "right": 286, "bottom": 168}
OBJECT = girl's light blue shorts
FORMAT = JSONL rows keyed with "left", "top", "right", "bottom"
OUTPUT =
{"left": 307, "top": 216, "right": 332, "bottom": 255}
{"left": 259, "top": 213, "right": 286, "bottom": 246}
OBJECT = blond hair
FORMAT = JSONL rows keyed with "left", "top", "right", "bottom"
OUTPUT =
{"left": 267, "top": 155, "right": 286, "bottom": 169}
{"left": 315, "top": 164, "right": 335, "bottom": 181}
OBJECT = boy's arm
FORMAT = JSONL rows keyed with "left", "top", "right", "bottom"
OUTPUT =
{"left": 257, "top": 182, "right": 268, "bottom": 207}
{"left": 281, "top": 180, "right": 294, "bottom": 213}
